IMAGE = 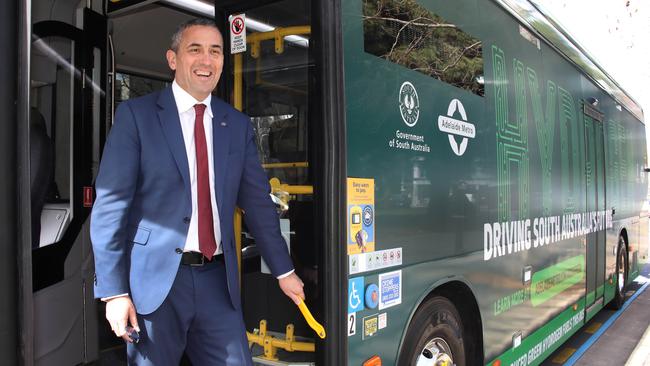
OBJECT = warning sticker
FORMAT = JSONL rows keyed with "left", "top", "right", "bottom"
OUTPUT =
{"left": 229, "top": 14, "right": 246, "bottom": 54}
{"left": 347, "top": 178, "right": 375, "bottom": 254}
{"left": 349, "top": 248, "right": 402, "bottom": 274}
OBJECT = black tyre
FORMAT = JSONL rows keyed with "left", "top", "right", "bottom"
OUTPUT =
{"left": 609, "top": 236, "right": 628, "bottom": 310}
{"left": 398, "top": 297, "right": 466, "bottom": 366}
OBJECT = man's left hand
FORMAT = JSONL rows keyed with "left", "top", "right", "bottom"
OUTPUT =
{"left": 278, "top": 272, "right": 305, "bottom": 305}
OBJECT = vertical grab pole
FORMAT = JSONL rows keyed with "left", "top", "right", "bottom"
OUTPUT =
{"left": 233, "top": 52, "right": 243, "bottom": 284}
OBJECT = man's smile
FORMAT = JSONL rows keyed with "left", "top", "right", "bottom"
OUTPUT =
{"left": 194, "top": 70, "right": 213, "bottom": 78}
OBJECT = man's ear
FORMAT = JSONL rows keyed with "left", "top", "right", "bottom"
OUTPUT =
{"left": 166, "top": 49, "right": 177, "bottom": 71}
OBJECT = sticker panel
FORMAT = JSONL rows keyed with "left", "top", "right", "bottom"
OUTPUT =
{"left": 347, "top": 178, "right": 375, "bottom": 254}
{"left": 349, "top": 248, "right": 403, "bottom": 274}
{"left": 379, "top": 270, "right": 402, "bottom": 310}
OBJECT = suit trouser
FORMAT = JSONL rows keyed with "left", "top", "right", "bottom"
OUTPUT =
{"left": 127, "top": 259, "right": 253, "bottom": 366}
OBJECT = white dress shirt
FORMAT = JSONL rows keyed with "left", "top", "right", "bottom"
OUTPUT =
{"left": 172, "top": 81, "right": 293, "bottom": 278}
{"left": 172, "top": 81, "right": 222, "bottom": 256}
{"left": 101, "top": 82, "right": 292, "bottom": 301}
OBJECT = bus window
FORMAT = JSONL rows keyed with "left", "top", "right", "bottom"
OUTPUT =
{"left": 114, "top": 72, "right": 169, "bottom": 106}
{"left": 30, "top": 35, "right": 74, "bottom": 248}
{"left": 362, "top": 0, "right": 484, "bottom": 96}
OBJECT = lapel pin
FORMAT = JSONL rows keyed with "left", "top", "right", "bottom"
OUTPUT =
{"left": 220, "top": 122, "right": 227, "bottom": 127}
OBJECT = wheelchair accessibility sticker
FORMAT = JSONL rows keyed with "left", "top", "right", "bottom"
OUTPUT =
{"left": 348, "top": 277, "right": 365, "bottom": 313}
{"left": 347, "top": 178, "right": 375, "bottom": 255}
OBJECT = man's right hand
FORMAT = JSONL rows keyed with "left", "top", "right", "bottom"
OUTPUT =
{"left": 105, "top": 295, "right": 140, "bottom": 343}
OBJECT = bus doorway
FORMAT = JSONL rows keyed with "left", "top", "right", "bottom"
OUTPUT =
{"left": 584, "top": 103, "right": 607, "bottom": 320}
{"left": 106, "top": 0, "right": 333, "bottom": 364}
{"left": 219, "top": 1, "right": 327, "bottom": 364}
{"left": 24, "top": 0, "right": 342, "bottom": 364}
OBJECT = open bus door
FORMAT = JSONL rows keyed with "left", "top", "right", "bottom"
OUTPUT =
{"left": 212, "top": 1, "right": 345, "bottom": 364}
{"left": 584, "top": 102, "right": 607, "bottom": 320}
{"left": 27, "top": 6, "right": 107, "bottom": 366}
{"left": 20, "top": 0, "right": 346, "bottom": 364}
{"left": 105, "top": 0, "right": 345, "bottom": 363}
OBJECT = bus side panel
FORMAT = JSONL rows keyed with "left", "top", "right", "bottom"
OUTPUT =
{"left": 343, "top": 0, "right": 489, "bottom": 364}
{"left": 478, "top": 1, "right": 589, "bottom": 361}
{"left": 343, "top": 0, "right": 646, "bottom": 365}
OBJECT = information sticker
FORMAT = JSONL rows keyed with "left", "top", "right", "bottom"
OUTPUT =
{"left": 378, "top": 270, "right": 402, "bottom": 310}
{"left": 347, "top": 178, "right": 375, "bottom": 255}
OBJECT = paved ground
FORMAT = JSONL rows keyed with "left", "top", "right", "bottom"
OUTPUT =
{"left": 574, "top": 280, "right": 650, "bottom": 366}
{"left": 541, "top": 264, "right": 650, "bottom": 366}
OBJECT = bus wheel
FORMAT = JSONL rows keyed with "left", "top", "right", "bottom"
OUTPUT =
{"left": 398, "top": 297, "right": 466, "bottom": 366}
{"left": 610, "top": 236, "right": 628, "bottom": 310}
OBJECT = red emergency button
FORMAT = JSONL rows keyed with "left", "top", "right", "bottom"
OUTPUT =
{"left": 83, "top": 186, "right": 93, "bottom": 207}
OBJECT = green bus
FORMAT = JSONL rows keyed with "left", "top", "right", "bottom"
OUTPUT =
{"left": 1, "top": 0, "right": 646, "bottom": 365}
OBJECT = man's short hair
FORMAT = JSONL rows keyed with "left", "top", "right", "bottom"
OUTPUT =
{"left": 170, "top": 18, "right": 221, "bottom": 52}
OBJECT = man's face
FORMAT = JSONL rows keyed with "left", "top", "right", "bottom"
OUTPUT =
{"left": 166, "top": 25, "right": 224, "bottom": 100}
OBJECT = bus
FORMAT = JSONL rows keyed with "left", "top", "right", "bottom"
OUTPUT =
{"left": 1, "top": 0, "right": 647, "bottom": 365}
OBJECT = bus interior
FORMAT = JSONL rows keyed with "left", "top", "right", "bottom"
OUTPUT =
{"left": 28, "top": 0, "right": 329, "bottom": 364}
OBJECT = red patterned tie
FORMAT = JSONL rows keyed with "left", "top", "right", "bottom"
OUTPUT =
{"left": 194, "top": 103, "right": 217, "bottom": 260}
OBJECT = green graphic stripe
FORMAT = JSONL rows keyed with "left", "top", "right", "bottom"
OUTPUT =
{"left": 527, "top": 68, "right": 556, "bottom": 216}
{"left": 531, "top": 255, "right": 585, "bottom": 306}
{"left": 492, "top": 46, "right": 529, "bottom": 222}
{"left": 558, "top": 87, "right": 580, "bottom": 214}
{"left": 487, "top": 302, "right": 585, "bottom": 366}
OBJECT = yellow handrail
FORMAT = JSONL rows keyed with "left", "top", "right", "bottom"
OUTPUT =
{"left": 248, "top": 26, "right": 311, "bottom": 58}
{"left": 269, "top": 177, "right": 313, "bottom": 195}
{"left": 262, "top": 162, "right": 309, "bottom": 169}
{"left": 247, "top": 320, "right": 315, "bottom": 361}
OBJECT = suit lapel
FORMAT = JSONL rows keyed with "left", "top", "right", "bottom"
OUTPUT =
{"left": 211, "top": 99, "right": 230, "bottom": 214}
{"left": 157, "top": 88, "right": 191, "bottom": 203}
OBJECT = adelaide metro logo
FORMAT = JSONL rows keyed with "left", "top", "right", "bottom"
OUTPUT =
{"left": 437, "top": 99, "right": 475, "bottom": 156}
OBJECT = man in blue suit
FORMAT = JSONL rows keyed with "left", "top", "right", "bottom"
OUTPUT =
{"left": 91, "top": 18, "right": 305, "bottom": 365}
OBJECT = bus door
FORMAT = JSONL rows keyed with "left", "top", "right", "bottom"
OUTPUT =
{"left": 583, "top": 103, "right": 606, "bottom": 319}
{"left": 217, "top": 1, "right": 328, "bottom": 364}
{"left": 29, "top": 7, "right": 107, "bottom": 365}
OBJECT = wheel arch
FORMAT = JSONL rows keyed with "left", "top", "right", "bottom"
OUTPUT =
{"left": 620, "top": 227, "right": 629, "bottom": 249}
{"left": 396, "top": 277, "right": 484, "bottom": 365}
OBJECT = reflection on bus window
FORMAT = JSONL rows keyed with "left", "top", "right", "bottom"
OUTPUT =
{"left": 239, "top": 0, "right": 312, "bottom": 187}
{"left": 362, "top": 0, "right": 485, "bottom": 96}
{"left": 30, "top": 35, "right": 73, "bottom": 248}
{"left": 115, "top": 73, "right": 169, "bottom": 106}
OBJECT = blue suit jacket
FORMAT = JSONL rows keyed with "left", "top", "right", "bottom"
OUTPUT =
{"left": 91, "top": 87, "right": 293, "bottom": 314}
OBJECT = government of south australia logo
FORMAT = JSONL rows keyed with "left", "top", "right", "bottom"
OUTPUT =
{"left": 438, "top": 99, "right": 475, "bottom": 156}
{"left": 399, "top": 81, "right": 419, "bottom": 127}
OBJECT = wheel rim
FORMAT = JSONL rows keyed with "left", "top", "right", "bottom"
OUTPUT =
{"left": 618, "top": 250, "right": 625, "bottom": 292}
{"left": 416, "top": 337, "right": 454, "bottom": 366}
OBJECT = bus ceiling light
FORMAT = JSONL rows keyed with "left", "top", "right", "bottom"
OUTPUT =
{"left": 160, "top": 0, "right": 309, "bottom": 47}
{"left": 363, "top": 355, "right": 382, "bottom": 366}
